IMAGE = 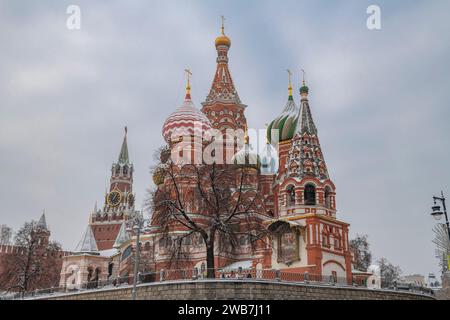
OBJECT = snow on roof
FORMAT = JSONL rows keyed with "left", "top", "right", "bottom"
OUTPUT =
{"left": 99, "top": 248, "right": 118, "bottom": 257}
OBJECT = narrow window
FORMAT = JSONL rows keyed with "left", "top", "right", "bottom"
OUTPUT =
{"left": 325, "top": 187, "right": 332, "bottom": 209}
{"left": 286, "top": 185, "right": 296, "bottom": 206}
{"left": 304, "top": 184, "right": 316, "bottom": 205}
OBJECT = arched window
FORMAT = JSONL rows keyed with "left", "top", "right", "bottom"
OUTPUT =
{"left": 123, "top": 166, "right": 128, "bottom": 175}
{"left": 286, "top": 185, "right": 295, "bottom": 206}
{"left": 304, "top": 184, "right": 316, "bottom": 205}
{"left": 144, "top": 242, "right": 151, "bottom": 251}
{"left": 325, "top": 186, "right": 332, "bottom": 209}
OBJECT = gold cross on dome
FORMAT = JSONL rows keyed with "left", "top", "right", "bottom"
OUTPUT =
{"left": 287, "top": 69, "right": 292, "bottom": 86}
{"left": 287, "top": 69, "right": 293, "bottom": 96}
{"left": 184, "top": 69, "right": 192, "bottom": 88}
{"left": 301, "top": 69, "right": 306, "bottom": 85}
{"left": 221, "top": 15, "right": 226, "bottom": 35}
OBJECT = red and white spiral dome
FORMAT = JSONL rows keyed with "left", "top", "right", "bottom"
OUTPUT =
{"left": 162, "top": 93, "right": 212, "bottom": 144}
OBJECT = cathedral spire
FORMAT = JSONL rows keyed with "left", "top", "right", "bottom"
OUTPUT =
{"left": 286, "top": 77, "right": 329, "bottom": 181}
{"left": 118, "top": 127, "right": 129, "bottom": 165}
{"left": 298, "top": 75, "right": 317, "bottom": 135}
{"left": 203, "top": 17, "right": 242, "bottom": 107}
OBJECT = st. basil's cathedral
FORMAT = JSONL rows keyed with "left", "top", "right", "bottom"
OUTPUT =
{"left": 59, "top": 21, "right": 356, "bottom": 289}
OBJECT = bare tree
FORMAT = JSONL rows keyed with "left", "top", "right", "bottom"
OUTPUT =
{"left": 377, "top": 257, "right": 402, "bottom": 288}
{"left": 349, "top": 234, "right": 372, "bottom": 271}
{"left": 150, "top": 158, "right": 269, "bottom": 278}
{"left": 0, "top": 221, "right": 62, "bottom": 296}
{"left": 433, "top": 223, "right": 450, "bottom": 275}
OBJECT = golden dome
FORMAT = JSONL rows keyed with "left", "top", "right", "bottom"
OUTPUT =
{"left": 215, "top": 34, "right": 231, "bottom": 47}
{"left": 215, "top": 16, "right": 231, "bottom": 48}
{"left": 152, "top": 166, "right": 165, "bottom": 186}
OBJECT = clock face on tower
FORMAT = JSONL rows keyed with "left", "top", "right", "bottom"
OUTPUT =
{"left": 107, "top": 190, "right": 122, "bottom": 207}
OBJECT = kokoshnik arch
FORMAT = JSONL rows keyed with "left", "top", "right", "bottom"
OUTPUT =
{"left": 59, "top": 20, "right": 356, "bottom": 289}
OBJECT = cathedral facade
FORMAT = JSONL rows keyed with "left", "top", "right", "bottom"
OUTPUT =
{"left": 59, "top": 23, "right": 354, "bottom": 289}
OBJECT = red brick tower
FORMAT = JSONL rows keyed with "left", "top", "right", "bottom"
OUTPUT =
{"left": 90, "top": 128, "right": 138, "bottom": 250}
{"left": 267, "top": 77, "right": 352, "bottom": 282}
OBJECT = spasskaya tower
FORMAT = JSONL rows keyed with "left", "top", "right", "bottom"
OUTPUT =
{"left": 89, "top": 127, "right": 139, "bottom": 250}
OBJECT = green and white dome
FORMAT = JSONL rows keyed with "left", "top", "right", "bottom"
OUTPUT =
{"left": 267, "top": 85, "right": 299, "bottom": 144}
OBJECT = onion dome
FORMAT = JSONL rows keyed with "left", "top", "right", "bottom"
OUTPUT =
{"left": 267, "top": 71, "right": 299, "bottom": 144}
{"left": 152, "top": 165, "right": 166, "bottom": 186}
{"left": 215, "top": 16, "right": 231, "bottom": 48}
{"left": 232, "top": 130, "right": 261, "bottom": 169}
{"left": 260, "top": 140, "right": 279, "bottom": 175}
{"left": 300, "top": 84, "right": 309, "bottom": 95}
{"left": 162, "top": 71, "right": 212, "bottom": 144}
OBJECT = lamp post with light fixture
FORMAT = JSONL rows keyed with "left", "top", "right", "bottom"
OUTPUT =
{"left": 431, "top": 191, "right": 450, "bottom": 272}
{"left": 126, "top": 212, "right": 150, "bottom": 300}
{"left": 431, "top": 191, "right": 450, "bottom": 242}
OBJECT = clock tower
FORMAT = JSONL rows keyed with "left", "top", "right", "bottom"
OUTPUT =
{"left": 90, "top": 127, "right": 139, "bottom": 250}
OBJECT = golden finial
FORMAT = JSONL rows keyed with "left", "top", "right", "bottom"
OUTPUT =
{"left": 301, "top": 69, "right": 306, "bottom": 86}
{"left": 215, "top": 15, "right": 231, "bottom": 48}
{"left": 124, "top": 126, "right": 127, "bottom": 136}
{"left": 221, "top": 15, "right": 226, "bottom": 35}
{"left": 184, "top": 69, "right": 192, "bottom": 97}
{"left": 287, "top": 69, "right": 293, "bottom": 97}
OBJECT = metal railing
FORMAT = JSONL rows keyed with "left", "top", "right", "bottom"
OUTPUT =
{"left": 0, "top": 268, "right": 435, "bottom": 300}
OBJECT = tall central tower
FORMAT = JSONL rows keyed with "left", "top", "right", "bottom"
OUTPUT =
{"left": 201, "top": 18, "right": 248, "bottom": 164}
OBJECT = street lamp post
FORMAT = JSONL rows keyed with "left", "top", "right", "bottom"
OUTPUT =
{"left": 431, "top": 191, "right": 450, "bottom": 241}
{"left": 430, "top": 191, "right": 450, "bottom": 270}
{"left": 127, "top": 212, "right": 150, "bottom": 300}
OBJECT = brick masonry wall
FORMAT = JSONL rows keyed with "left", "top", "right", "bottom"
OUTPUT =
{"left": 41, "top": 280, "right": 434, "bottom": 300}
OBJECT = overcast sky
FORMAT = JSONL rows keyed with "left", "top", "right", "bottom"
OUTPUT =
{"left": 1, "top": 0, "right": 450, "bottom": 277}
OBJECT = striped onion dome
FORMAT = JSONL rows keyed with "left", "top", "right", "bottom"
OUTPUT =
{"left": 267, "top": 86, "right": 299, "bottom": 144}
{"left": 162, "top": 92, "right": 212, "bottom": 144}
